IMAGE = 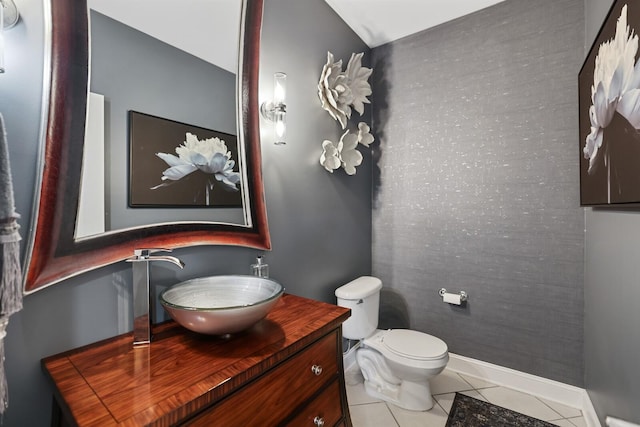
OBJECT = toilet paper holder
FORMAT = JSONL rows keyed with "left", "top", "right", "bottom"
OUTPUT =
{"left": 438, "top": 288, "right": 468, "bottom": 302}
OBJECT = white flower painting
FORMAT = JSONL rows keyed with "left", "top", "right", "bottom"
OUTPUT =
{"left": 153, "top": 133, "right": 240, "bottom": 205}
{"left": 584, "top": 4, "right": 640, "bottom": 172}
{"left": 580, "top": 2, "right": 640, "bottom": 205}
{"left": 128, "top": 111, "right": 242, "bottom": 207}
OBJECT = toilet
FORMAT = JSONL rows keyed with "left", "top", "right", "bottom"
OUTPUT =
{"left": 335, "top": 276, "right": 448, "bottom": 411}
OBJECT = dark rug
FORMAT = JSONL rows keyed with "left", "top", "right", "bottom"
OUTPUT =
{"left": 445, "top": 393, "right": 557, "bottom": 427}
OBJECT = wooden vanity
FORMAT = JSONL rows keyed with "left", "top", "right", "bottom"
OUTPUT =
{"left": 42, "top": 294, "right": 351, "bottom": 426}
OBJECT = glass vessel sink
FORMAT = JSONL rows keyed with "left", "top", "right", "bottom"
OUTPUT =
{"left": 160, "top": 275, "right": 284, "bottom": 335}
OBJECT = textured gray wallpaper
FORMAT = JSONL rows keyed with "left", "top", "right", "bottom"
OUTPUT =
{"left": 371, "top": 0, "right": 585, "bottom": 386}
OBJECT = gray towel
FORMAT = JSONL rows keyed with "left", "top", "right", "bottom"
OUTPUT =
{"left": 0, "top": 113, "right": 22, "bottom": 414}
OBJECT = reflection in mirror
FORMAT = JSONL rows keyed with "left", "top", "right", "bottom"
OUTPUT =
{"left": 23, "top": 0, "right": 269, "bottom": 293}
{"left": 77, "top": 1, "right": 245, "bottom": 238}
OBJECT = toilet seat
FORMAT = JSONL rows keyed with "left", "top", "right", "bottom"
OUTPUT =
{"left": 363, "top": 329, "right": 448, "bottom": 369}
{"left": 383, "top": 329, "right": 448, "bottom": 361}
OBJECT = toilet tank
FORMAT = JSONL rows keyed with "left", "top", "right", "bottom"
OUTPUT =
{"left": 335, "top": 276, "right": 382, "bottom": 340}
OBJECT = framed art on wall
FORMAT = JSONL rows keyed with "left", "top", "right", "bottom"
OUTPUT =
{"left": 579, "top": 0, "right": 640, "bottom": 206}
{"left": 128, "top": 111, "right": 242, "bottom": 208}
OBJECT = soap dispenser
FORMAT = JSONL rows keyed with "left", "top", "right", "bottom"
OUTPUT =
{"left": 251, "top": 255, "right": 269, "bottom": 278}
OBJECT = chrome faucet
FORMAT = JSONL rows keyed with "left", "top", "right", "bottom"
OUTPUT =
{"left": 126, "top": 249, "right": 185, "bottom": 346}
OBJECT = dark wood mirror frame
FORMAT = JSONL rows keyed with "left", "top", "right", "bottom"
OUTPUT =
{"left": 23, "top": 0, "right": 270, "bottom": 293}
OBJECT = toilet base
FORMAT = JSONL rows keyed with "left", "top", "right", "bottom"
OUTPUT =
{"left": 356, "top": 346, "right": 438, "bottom": 411}
{"left": 363, "top": 377, "right": 434, "bottom": 411}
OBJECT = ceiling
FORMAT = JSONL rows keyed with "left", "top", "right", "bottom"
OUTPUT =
{"left": 324, "top": 0, "right": 507, "bottom": 47}
{"left": 88, "top": 0, "right": 240, "bottom": 73}
{"left": 87, "top": 0, "right": 508, "bottom": 72}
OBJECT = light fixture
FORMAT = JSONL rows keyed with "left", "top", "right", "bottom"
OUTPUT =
{"left": 0, "top": 0, "right": 20, "bottom": 74}
{"left": 260, "top": 72, "right": 287, "bottom": 145}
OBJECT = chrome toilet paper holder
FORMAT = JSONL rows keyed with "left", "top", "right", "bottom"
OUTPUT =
{"left": 439, "top": 288, "right": 468, "bottom": 302}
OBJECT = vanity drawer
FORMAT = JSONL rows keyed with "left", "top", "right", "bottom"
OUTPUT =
{"left": 186, "top": 331, "right": 339, "bottom": 426}
{"left": 285, "top": 380, "right": 343, "bottom": 427}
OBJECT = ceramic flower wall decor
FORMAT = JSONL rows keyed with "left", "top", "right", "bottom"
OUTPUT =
{"left": 152, "top": 132, "right": 240, "bottom": 204}
{"left": 584, "top": 4, "right": 640, "bottom": 174}
{"left": 318, "top": 51, "right": 374, "bottom": 175}
{"left": 318, "top": 52, "right": 372, "bottom": 129}
{"left": 319, "top": 122, "right": 375, "bottom": 175}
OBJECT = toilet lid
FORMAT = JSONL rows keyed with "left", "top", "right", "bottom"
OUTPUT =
{"left": 382, "top": 330, "right": 448, "bottom": 361}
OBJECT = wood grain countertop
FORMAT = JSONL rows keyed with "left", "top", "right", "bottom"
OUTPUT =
{"left": 42, "top": 293, "right": 350, "bottom": 426}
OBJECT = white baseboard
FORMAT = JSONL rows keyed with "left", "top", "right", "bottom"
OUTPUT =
{"left": 605, "top": 416, "right": 640, "bottom": 427}
{"left": 447, "top": 353, "right": 601, "bottom": 427}
{"left": 582, "top": 391, "right": 602, "bottom": 427}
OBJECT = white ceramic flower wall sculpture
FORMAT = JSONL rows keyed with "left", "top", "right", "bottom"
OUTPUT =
{"left": 339, "top": 130, "right": 364, "bottom": 175}
{"left": 318, "top": 52, "right": 352, "bottom": 129}
{"left": 153, "top": 133, "right": 241, "bottom": 193}
{"left": 320, "top": 122, "right": 373, "bottom": 175}
{"left": 318, "top": 52, "right": 372, "bottom": 129}
{"left": 344, "top": 53, "right": 373, "bottom": 116}
{"left": 584, "top": 4, "right": 640, "bottom": 174}
{"left": 357, "top": 122, "right": 374, "bottom": 147}
{"left": 318, "top": 51, "right": 374, "bottom": 175}
{"left": 320, "top": 139, "right": 341, "bottom": 173}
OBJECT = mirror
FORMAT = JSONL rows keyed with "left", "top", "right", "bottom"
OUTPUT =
{"left": 23, "top": 0, "right": 269, "bottom": 293}
{"left": 78, "top": 1, "right": 245, "bottom": 238}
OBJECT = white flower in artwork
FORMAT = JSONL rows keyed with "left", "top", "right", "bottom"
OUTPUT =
{"left": 356, "top": 122, "right": 374, "bottom": 147}
{"left": 584, "top": 4, "right": 640, "bottom": 173}
{"left": 153, "top": 133, "right": 240, "bottom": 195}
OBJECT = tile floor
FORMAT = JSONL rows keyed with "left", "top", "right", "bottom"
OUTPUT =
{"left": 345, "top": 368, "right": 587, "bottom": 427}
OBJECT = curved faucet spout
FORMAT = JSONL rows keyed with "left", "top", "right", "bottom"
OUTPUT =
{"left": 146, "top": 255, "right": 185, "bottom": 269}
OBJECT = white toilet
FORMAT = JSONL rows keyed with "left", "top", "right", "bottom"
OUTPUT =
{"left": 335, "top": 276, "right": 449, "bottom": 411}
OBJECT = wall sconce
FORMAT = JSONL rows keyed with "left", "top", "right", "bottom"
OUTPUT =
{"left": 260, "top": 72, "right": 287, "bottom": 145}
{"left": 0, "top": 0, "right": 20, "bottom": 73}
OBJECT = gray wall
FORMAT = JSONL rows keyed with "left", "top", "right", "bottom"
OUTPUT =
{"left": 584, "top": 0, "right": 640, "bottom": 424}
{"left": 0, "top": 0, "right": 371, "bottom": 425}
{"left": 371, "top": 0, "right": 585, "bottom": 386}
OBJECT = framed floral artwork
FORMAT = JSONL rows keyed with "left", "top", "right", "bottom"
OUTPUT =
{"left": 128, "top": 111, "right": 242, "bottom": 208}
{"left": 579, "top": 1, "right": 640, "bottom": 206}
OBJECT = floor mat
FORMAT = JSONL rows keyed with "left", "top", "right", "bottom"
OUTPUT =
{"left": 445, "top": 392, "right": 557, "bottom": 427}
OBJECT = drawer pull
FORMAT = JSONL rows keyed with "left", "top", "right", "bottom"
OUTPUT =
{"left": 311, "top": 365, "right": 323, "bottom": 376}
{"left": 313, "top": 416, "right": 325, "bottom": 427}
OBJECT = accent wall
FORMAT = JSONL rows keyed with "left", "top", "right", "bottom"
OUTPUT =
{"left": 371, "top": 0, "right": 585, "bottom": 386}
